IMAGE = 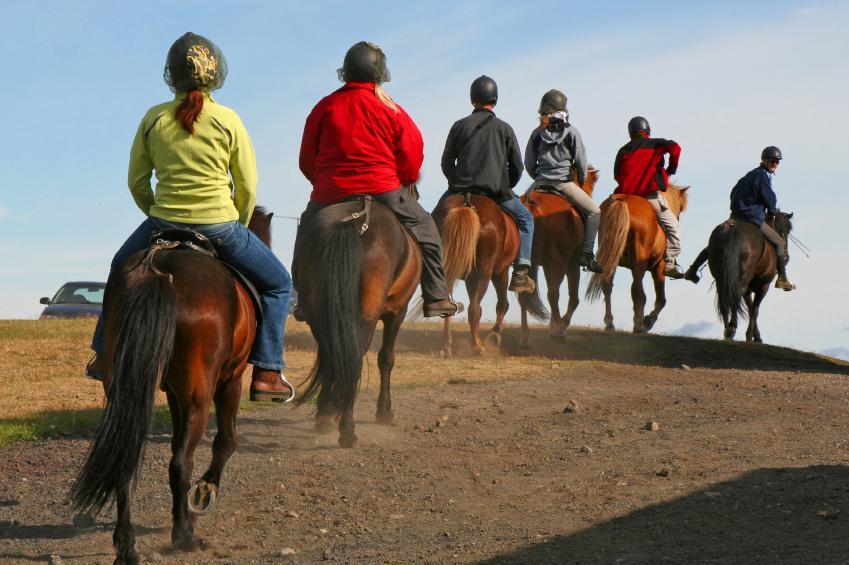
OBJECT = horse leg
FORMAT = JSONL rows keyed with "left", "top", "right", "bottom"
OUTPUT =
{"left": 188, "top": 375, "right": 241, "bottom": 516}
{"left": 750, "top": 285, "right": 768, "bottom": 343}
{"left": 487, "top": 269, "right": 510, "bottom": 347}
{"left": 466, "top": 274, "right": 489, "bottom": 355}
{"left": 443, "top": 315, "right": 453, "bottom": 358}
{"left": 561, "top": 262, "right": 581, "bottom": 330}
{"left": 519, "top": 299, "right": 531, "bottom": 349}
{"left": 643, "top": 264, "right": 667, "bottom": 332}
{"left": 376, "top": 311, "right": 405, "bottom": 425}
{"left": 546, "top": 264, "right": 566, "bottom": 340}
{"left": 168, "top": 389, "right": 211, "bottom": 551}
{"left": 603, "top": 275, "right": 615, "bottom": 332}
{"left": 631, "top": 267, "right": 648, "bottom": 333}
{"left": 113, "top": 485, "right": 139, "bottom": 565}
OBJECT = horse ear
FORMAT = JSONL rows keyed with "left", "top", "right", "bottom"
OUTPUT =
{"left": 268, "top": 212, "right": 274, "bottom": 220}
{"left": 680, "top": 186, "right": 690, "bottom": 193}
{"left": 786, "top": 212, "right": 793, "bottom": 219}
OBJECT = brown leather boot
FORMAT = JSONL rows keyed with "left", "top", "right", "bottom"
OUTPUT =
{"left": 249, "top": 367, "right": 296, "bottom": 403}
{"left": 508, "top": 267, "right": 536, "bottom": 294}
{"left": 85, "top": 353, "right": 105, "bottom": 381}
{"left": 775, "top": 274, "right": 797, "bottom": 291}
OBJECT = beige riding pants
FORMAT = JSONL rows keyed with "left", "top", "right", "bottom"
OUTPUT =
{"left": 646, "top": 191, "right": 681, "bottom": 262}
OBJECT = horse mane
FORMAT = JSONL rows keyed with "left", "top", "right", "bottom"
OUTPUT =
{"left": 572, "top": 166, "right": 598, "bottom": 196}
{"left": 665, "top": 183, "right": 689, "bottom": 216}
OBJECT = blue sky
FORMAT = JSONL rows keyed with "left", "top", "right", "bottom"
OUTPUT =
{"left": 1, "top": 1, "right": 847, "bottom": 357}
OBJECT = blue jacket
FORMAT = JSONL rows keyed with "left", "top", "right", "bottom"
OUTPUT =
{"left": 729, "top": 165, "right": 778, "bottom": 226}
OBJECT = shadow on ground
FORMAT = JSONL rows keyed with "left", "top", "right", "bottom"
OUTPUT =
{"left": 482, "top": 465, "right": 849, "bottom": 564}
{"left": 285, "top": 323, "right": 849, "bottom": 375}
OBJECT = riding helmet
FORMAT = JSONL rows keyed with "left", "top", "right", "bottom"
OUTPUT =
{"left": 539, "top": 89, "right": 567, "bottom": 115}
{"left": 338, "top": 41, "right": 391, "bottom": 84}
{"left": 163, "top": 32, "right": 227, "bottom": 93}
{"left": 627, "top": 116, "right": 651, "bottom": 137}
{"left": 470, "top": 75, "right": 498, "bottom": 106}
{"left": 761, "top": 146, "right": 783, "bottom": 161}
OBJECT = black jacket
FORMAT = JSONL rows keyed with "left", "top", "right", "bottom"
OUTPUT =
{"left": 440, "top": 109, "right": 524, "bottom": 202}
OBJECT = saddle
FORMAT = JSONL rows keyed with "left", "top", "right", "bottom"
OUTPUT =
{"left": 146, "top": 228, "right": 263, "bottom": 318}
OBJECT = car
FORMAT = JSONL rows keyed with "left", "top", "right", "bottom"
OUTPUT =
{"left": 39, "top": 281, "right": 106, "bottom": 319}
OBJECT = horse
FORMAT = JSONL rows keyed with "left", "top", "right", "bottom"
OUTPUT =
{"left": 586, "top": 185, "right": 689, "bottom": 333}
{"left": 293, "top": 195, "right": 421, "bottom": 448}
{"left": 518, "top": 168, "right": 599, "bottom": 347}
{"left": 708, "top": 213, "right": 793, "bottom": 342}
{"left": 432, "top": 193, "right": 519, "bottom": 356}
{"left": 71, "top": 208, "right": 274, "bottom": 564}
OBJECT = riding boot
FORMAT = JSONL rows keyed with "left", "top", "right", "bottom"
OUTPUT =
{"left": 774, "top": 256, "right": 796, "bottom": 291}
{"left": 663, "top": 259, "right": 684, "bottom": 279}
{"left": 683, "top": 265, "right": 701, "bottom": 284}
{"left": 509, "top": 266, "right": 536, "bottom": 294}
{"left": 579, "top": 251, "right": 603, "bottom": 273}
{"left": 85, "top": 353, "right": 105, "bottom": 381}
{"left": 249, "top": 367, "right": 296, "bottom": 403}
{"left": 423, "top": 298, "right": 464, "bottom": 318}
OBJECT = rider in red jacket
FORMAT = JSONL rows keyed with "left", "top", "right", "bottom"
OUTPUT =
{"left": 297, "top": 41, "right": 459, "bottom": 317}
{"left": 613, "top": 116, "right": 684, "bottom": 278}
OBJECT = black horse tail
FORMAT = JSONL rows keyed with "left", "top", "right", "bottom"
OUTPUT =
{"left": 713, "top": 223, "right": 746, "bottom": 321}
{"left": 518, "top": 265, "right": 550, "bottom": 321}
{"left": 71, "top": 269, "right": 176, "bottom": 513}
{"left": 299, "top": 220, "right": 364, "bottom": 414}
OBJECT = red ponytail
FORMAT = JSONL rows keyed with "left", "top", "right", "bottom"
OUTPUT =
{"left": 175, "top": 89, "right": 204, "bottom": 134}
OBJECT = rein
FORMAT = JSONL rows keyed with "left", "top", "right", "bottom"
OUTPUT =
{"left": 788, "top": 233, "right": 812, "bottom": 258}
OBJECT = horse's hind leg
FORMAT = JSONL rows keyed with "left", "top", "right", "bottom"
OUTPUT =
{"left": 546, "top": 264, "right": 566, "bottom": 340}
{"left": 113, "top": 485, "right": 139, "bottom": 565}
{"left": 562, "top": 262, "right": 581, "bottom": 330}
{"left": 443, "top": 315, "right": 453, "bottom": 359}
{"left": 603, "top": 275, "right": 615, "bottom": 331}
{"left": 487, "top": 269, "right": 510, "bottom": 347}
{"left": 376, "top": 311, "right": 405, "bottom": 425}
{"left": 167, "top": 388, "right": 211, "bottom": 551}
{"left": 631, "top": 266, "right": 648, "bottom": 333}
{"left": 746, "top": 285, "right": 769, "bottom": 343}
{"left": 643, "top": 264, "right": 667, "bottom": 332}
{"left": 466, "top": 274, "right": 489, "bottom": 355}
{"left": 189, "top": 374, "right": 241, "bottom": 515}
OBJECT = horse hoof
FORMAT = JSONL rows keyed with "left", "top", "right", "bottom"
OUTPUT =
{"left": 633, "top": 327, "right": 646, "bottom": 334}
{"left": 315, "top": 416, "right": 335, "bottom": 434}
{"left": 643, "top": 316, "right": 656, "bottom": 331}
{"left": 518, "top": 339, "right": 532, "bottom": 349}
{"left": 338, "top": 434, "right": 359, "bottom": 448}
{"left": 187, "top": 480, "right": 217, "bottom": 516}
{"left": 114, "top": 552, "right": 140, "bottom": 565}
{"left": 375, "top": 410, "right": 394, "bottom": 425}
{"left": 172, "top": 533, "right": 201, "bottom": 552}
{"left": 604, "top": 324, "right": 615, "bottom": 332}
{"left": 487, "top": 333, "right": 502, "bottom": 347}
{"left": 442, "top": 349, "right": 452, "bottom": 359}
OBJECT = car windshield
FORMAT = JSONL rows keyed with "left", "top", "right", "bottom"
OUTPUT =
{"left": 52, "top": 283, "right": 105, "bottom": 305}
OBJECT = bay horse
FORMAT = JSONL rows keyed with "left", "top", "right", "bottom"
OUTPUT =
{"left": 586, "top": 185, "right": 689, "bottom": 333}
{"left": 294, "top": 195, "right": 421, "bottom": 448}
{"left": 708, "top": 213, "right": 793, "bottom": 342}
{"left": 433, "top": 193, "right": 519, "bottom": 356}
{"left": 71, "top": 208, "right": 274, "bottom": 564}
{"left": 518, "top": 167, "right": 599, "bottom": 347}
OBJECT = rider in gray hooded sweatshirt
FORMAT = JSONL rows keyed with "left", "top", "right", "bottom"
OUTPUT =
{"left": 524, "top": 89, "right": 601, "bottom": 272}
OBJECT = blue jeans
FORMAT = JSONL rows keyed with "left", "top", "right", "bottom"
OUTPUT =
{"left": 498, "top": 196, "right": 534, "bottom": 267}
{"left": 92, "top": 218, "right": 291, "bottom": 371}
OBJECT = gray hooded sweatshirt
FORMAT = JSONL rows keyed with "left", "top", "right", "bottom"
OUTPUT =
{"left": 524, "top": 116, "right": 588, "bottom": 184}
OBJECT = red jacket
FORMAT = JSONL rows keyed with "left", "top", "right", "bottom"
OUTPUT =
{"left": 299, "top": 82, "right": 424, "bottom": 204}
{"left": 613, "top": 135, "right": 681, "bottom": 197}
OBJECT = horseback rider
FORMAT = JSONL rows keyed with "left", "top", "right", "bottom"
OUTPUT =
{"left": 440, "top": 75, "right": 536, "bottom": 293}
{"left": 614, "top": 116, "right": 685, "bottom": 278}
{"left": 524, "top": 89, "right": 602, "bottom": 273}
{"left": 85, "top": 33, "right": 294, "bottom": 401}
{"left": 684, "top": 146, "right": 796, "bottom": 290}
{"left": 297, "top": 41, "right": 460, "bottom": 318}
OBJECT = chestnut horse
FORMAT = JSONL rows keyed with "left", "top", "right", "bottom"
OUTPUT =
{"left": 294, "top": 197, "right": 421, "bottom": 447}
{"left": 72, "top": 208, "right": 274, "bottom": 564}
{"left": 586, "top": 185, "right": 689, "bottom": 333}
{"left": 433, "top": 193, "right": 519, "bottom": 356}
{"left": 708, "top": 212, "right": 793, "bottom": 342}
{"left": 518, "top": 168, "right": 599, "bottom": 347}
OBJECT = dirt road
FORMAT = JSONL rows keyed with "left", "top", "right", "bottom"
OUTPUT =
{"left": 1, "top": 325, "right": 848, "bottom": 563}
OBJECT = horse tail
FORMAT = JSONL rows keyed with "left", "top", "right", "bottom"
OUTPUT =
{"left": 441, "top": 206, "right": 480, "bottom": 286}
{"left": 586, "top": 198, "right": 629, "bottom": 302}
{"left": 713, "top": 223, "right": 746, "bottom": 321}
{"left": 518, "top": 265, "right": 550, "bottom": 321}
{"left": 72, "top": 267, "right": 176, "bottom": 513}
{"left": 299, "top": 220, "right": 364, "bottom": 413}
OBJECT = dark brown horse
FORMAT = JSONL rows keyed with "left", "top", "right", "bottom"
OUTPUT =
{"left": 518, "top": 168, "right": 599, "bottom": 347}
{"left": 433, "top": 194, "right": 519, "bottom": 356}
{"left": 708, "top": 213, "right": 793, "bottom": 342}
{"left": 586, "top": 185, "right": 689, "bottom": 333}
{"left": 294, "top": 197, "right": 421, "bottom": 447}
{"left": 71, "top": 209, "right": 274, "bottom": 564}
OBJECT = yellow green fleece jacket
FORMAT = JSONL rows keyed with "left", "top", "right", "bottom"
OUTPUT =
{"left": 128, "top": 92, "right": 257, "bottom": 225}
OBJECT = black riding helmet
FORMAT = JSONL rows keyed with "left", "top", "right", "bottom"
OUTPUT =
{"left": 761, "top": 146, "right": 783, "bottom": 161}
{"left": 627, "top": 116, "right": 651, "bottom": 137}
{"left": 470, "top": 75, "right": 498, "bottom": 106}
{"left": 338, "top": 41, "right": 391, "bottom": 84}
{"left": 163, "top": 32, "right": 228, "bottom": 93}
{"left": 539, "top": 89, "right": 567, "bottom": 115}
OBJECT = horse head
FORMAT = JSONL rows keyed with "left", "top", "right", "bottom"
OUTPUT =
{"left": 665, "top": 184, "right": 690, "bottom": 218}
{"left": 248, "top": 206, "right": 273, "bottom": 247}
{"left": 772, "top": 211, "right": 794, "bottom": 237}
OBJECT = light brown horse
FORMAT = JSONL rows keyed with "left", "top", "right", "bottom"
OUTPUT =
{"left": 586, "top": 185, "right": 689, "bottom": 333}
{"left": 433, "top": 194, "right": 519, "bottom": 356}
{"left": 518, "top": 168, "right": 599, "bottom": 347}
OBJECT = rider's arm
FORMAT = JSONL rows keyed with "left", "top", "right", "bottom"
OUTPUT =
{"left": 299, "top": 103, "right": 323, "bottom": 184}
{"left": 127, "top": 116, "right": 155, "bottom": 216}
{"left": 757, "top": 172, "right": 779, "bottom": 215}
{"left": 665, "top": 139, "right": 681, "bottom": 175}
{"left": 613, "top": 145, "right": 626, "bottom": 187}
{"left": 440, "top": 124, "right": 459, "bottom": 182}
{"left": 506, "top": 126, "right": 524, "bottom": 189}
{"left": 229, "top": 115, "right": 258, "bottom": 226}
{"left": 523, "top": 131, "right": 538, "bottom": 180}
{"left": 569, "top": 127, "right": 588, "bottom": 185}
{"left": 394, "top": 107, "right": 424, "bottom": 186}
